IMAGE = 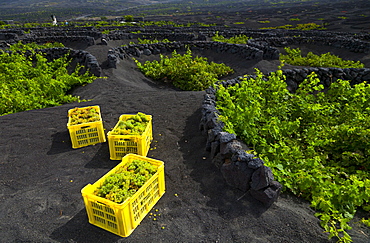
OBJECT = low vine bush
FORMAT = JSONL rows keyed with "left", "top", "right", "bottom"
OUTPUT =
{"left": 211, "top": 32, "right": 252, "bottom": 44}
{"left": 126, "top": 38, "right": 172, "bottom": 45}
{"left": 0, "top": 20, "right": 217, "bottom": 30}
{"left": 261, "top": 22, "right": 326, "bottom": 30}
{"left": 134, "top": 48, "right": 233, "bottom": 91}
{"left": 280, "top": 47, "right": 365, "bottom": 68}
{"left": 0, "top": 42, "right": 97, "bottom": 116}
{"left": 137, "top": 38, "right": 172, "bottom": 44}
{"left": 215, "top": 69, "right": 369, "bottom": 242}
{"left": 10, "top": 41, "right": 65, "bottom": 50}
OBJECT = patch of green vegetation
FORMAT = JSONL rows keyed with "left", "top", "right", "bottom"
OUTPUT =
{"left": 124, "top": 15, "right": 134, "bottom": 22}
{"left": 280, "top": 47, "right": 364, "bottom": 68}
{"left": 102, "top": 29, "right": 117, "bottom": 34}
{"left": 130, "top": 30, "right": 142, "bottom": 34}
{"left": 258, "top": 20, "right": 271, "bottom": 24}
{"left": 211, "top": 32, "right": 252, "bottom": 44}
{"left": 0, "top": 42, "right": 97, "bottom": 115}
{"left": 3, "top": 18, "right": 217, "bottom": 30}
{"left": 261, "top": 22, "right": 326, "bottom": 30}
{"left": 138, "top": 38, "right": 171, "bottom": 44}
{"left": 134, "top": 48, "right": 233, "bottom": 91}
{"left": 215, "top": 68, "right": 370, "bottom": 243}
{"left": 125, "top": 38, "right": 172, "bottom": 45}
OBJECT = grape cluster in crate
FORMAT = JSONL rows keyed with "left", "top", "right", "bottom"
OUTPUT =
{"left": 65, "top": 105, "right": 165, "bottom": 237}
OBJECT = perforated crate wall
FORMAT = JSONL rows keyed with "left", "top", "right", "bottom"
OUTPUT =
{"left": 67, "top": 105, "right": 106, "bottom": 149}
{"left": 81, "top": 154, "right": 165, "bottom": 237}
{"left": 107, "top": 114, "right": 152, "bottom": 160}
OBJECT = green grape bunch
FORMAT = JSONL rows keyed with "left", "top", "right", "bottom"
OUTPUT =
{"left": 94, "top": 159, "right": 157, "bottom": 203}
{"left": 69, "top": 107, "right": 100, "bottom": 125}
{"left": 110, "top": 112, "right": 150, "bottom": 135}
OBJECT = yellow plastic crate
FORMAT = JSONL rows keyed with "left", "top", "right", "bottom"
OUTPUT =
{"left": 81, "top": 154, "right": 166, "bottom": 237}
{"left": 107, "top": 114, "right": 153, "bottom": 160}
{"left": 67, "top": 105, "right": 106, "bottom": 149}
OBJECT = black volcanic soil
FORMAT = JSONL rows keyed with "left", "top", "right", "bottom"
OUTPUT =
{"left": 0, "top": 2, "right": 370, "bottom": 243}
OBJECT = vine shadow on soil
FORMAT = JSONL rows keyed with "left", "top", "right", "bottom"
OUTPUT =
{"left": 178, "top": 108, "right": 271, "bottom": 219}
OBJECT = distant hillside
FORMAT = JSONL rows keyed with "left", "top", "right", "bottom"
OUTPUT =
{"left": 0, "top": 0, "right": 172, "bottom": 9}
{"left": 0, "top": 0, "right": 367, "bottom": 23}
{"left": 0, "top": 0, "right": 178, "bottom": 22}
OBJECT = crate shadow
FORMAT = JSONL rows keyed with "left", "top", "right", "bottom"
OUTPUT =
{"left": 50, "top": 209, "right": 121, "bottom": 243}
{"left": 84, "top": 142, "right": 119, "bottom": 169}
{"left": 47, "top": 131, "right": 73, "bottom": 155}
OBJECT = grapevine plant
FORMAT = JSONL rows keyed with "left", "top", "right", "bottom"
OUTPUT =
{"left": 280, "top": 47, "right": 365, "bottom": 68}
{"left": 134, "top": 48, "right": 233, "bottom": 91}
{"left": 95, "top": 159, "right": 157, "bottom": 204}
{"left": 137, "top": 38, "right": 172, "bottom": 44}
{"left": 0, "top": 42, "right": 97, "bottom": 116}
{"left": 260, "top": 22, "right": 326, "bottom": 30}
{"left": 211, "top": 32, "right": 252, "bottom": 44}
{"left": 215, "top": 69, "right": 369, "bottom": 242}
{"left": 124, "top": 38, "right": 172, "bottom": 46}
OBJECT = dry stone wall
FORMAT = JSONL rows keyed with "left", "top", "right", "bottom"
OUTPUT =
{"left": 4, "top": 47, "right": 101, "bottom": 77}
{"left": 0, "top": 27, "right": 102, "bottom": 48}
{"left": 107, "top": 31, "right": 199, "bottom": 41}
{"left": 111, "top": 41, "right": 265, "bottom": 61}
{"left": 249, "top": 36, "right": 370, "bottom": 53}
{"left": 199, "top": 65, "right": 370, "bottom": 206}
{"left": 21, "top": 36, "right": 97, "bottom": 46}
{"left": 199, "top": 88, "right": 282, "bottom": 207}
{"left": 283, "top": 67, "right": 370, "bottom": 92}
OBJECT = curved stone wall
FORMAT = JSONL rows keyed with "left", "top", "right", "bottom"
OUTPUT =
{"left": 101, "top": 26, "right": 370, "bottom": 43}
{"left": 107, "top": 31, "right": 199, "bottom": 41}
{"left": 283, "top": 67, "right": 370, "bottom": 92}
{"left": 199, "top": 65, "right": 370, "bottom": 206}
{"left": 21, "top": 36, "right": 96, "bottom": 46}
{"left": 249, "top": 36, "right": 370, "bottom": 53}
{"left": 111, "top": 41, "right": 266, "bottom": 61}
{"left": 4, "top": 47, "right": 101, "bottom": 77}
